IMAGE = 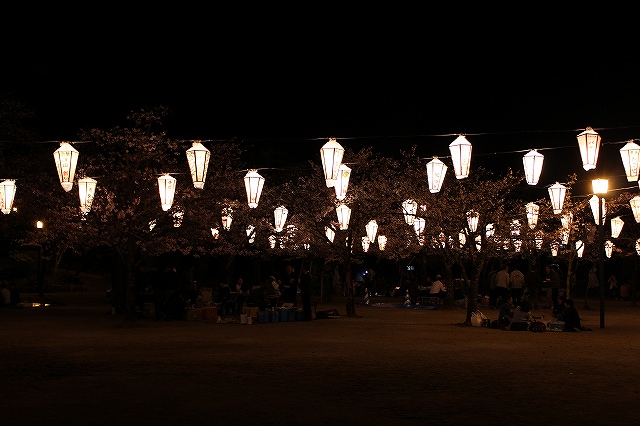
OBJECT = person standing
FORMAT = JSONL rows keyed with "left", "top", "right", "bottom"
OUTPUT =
{"left": 299, "top": 264, "right": 313, "bottom": 321}
{"left": 280, "top": 264, "right": 298, "bottom": 306}
{"left": 509, "top": 266, "right": 525, "bottom": 305}
{"left": 608, "top": 274, "right": 618, "bottom": 299}
{"left": 545, "top": 265, "right": 561, "bottom": 311}
{"left": 495, "top": 265, "right": 510, "bottom": 307}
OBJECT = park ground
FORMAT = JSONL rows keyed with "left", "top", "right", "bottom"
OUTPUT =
{"left": 2, "top": 287, "right": 639, "bottom": 426}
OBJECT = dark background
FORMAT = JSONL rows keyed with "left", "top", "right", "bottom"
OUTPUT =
{"left": 2, "top": 7, "right": 640, "bottom": 198}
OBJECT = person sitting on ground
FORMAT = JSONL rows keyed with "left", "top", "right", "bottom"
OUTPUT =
{"left": 508, "top": 299, "right": 532, "bottom": 331}
{"left": 429, "top": 275, "right": 447, "bottom": 304}
{"left": 553, "top": 295, "right": 567, "bottom": 320}
{"left": 497, "top": 295, "right": 514, "bottom": 328}
{"left": 562, "top": 298, "right": 591, "bottom": 331}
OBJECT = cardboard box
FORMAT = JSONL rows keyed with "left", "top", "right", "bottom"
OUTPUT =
{"left": 184, "top": 308, "right": 201, "bottom": 321}
{"left": 201, "top": 306, "right": 218, "bottom": 319}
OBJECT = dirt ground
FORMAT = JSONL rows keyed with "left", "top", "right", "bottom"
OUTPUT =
{"left": 2, "top": 291, "right": 639, "bottom": 426}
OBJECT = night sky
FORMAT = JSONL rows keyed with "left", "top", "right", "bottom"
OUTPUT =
{"left": 2, "top": 8, "right": 640, "bottom": 198}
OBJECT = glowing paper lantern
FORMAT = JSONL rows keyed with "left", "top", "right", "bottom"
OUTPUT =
{"left": 486, "top": 223, "right": 495, "bottom": 238}
{"left": 320, "top": 138, "right": 344, "bottom": 188}
{"left": 413, "top": 217, "right": 425, "bottom": 236}
{"left": 475, "top": 235, "right": 482, "bottom": 251}
{"left": 173, "top": 208, "right": 184, "bottom": 227}
{"left": 268, "top": 235, "right": 277, "bottom": 248}
{"left": 157, "top": 174, "right": 176, "bottom": 212}
{"left": 274, "top": 206, "right": 288, "bottom": 233}
{"left": 561, "top": 229, "right": 569, "bottom": 245}
{"left": 334, "top": 164, "right": 351, "bottom": 200}
{"left": 0, "top": 180, "right": 16, "bottom": 214}
{"left": 78, "top": 177, "right": 97, "bottom": 215}
{"left": 246, "top": 225, "right": 255, "bottom": 243}
{"left": 244, "top": 169, "right": 265, "bottom": 208}
{"left": 221, "top": 207, "right": 233, "bottom": 230}
{"left": 377, "top": 235, "right": 387, "bottom": 251}
{"left": 510, "top": 219, "right": 521, "bottom": 237}
{"left": 362, "top": 236, "right": 370, "bottom": 252}
{"left": 336, "top": 204, "right": 351, "bottom": 230}
{"left": 425, "top": 157, "right": 447, "bottom": 193}
{"left": 523, "top": 149, "right": 544, "bottom": 185}
{"left": 551, "top": 243, "right": 559, "bottom": 257}
{"left": 636, "top": 238, "right": 640, "bottom": 256}
{"left": 365, "top": 220, "right": 378, "bottom": 243}
{"left": 402, "top": 199, "right": 417, "bottom": 225}
{"left": 185, "top": 141, "right": 210, "bottom": 189}
{"left": 576, "top": 240, "right": 584, "bottom": 258}
{"left": 548, "top": 182, "right": 567, "bottom": 214}
{"left": 561, "top": 212, "right": 573, "bottom": 230}
{"left": 449, "top": 134, "right": 472, "bottom": 179}
{"left": 619, "top": 140, "right": 640, "bottom": 182}
{"left": 459, "top": 230, "right": 466, "bottom": 247}
{"left": 53, "top": 142, "right": 79, "bottom": 192}
{"left": 610, "top": 216, "right": 624, "bottom": 238}
{"left": 211, "top": 228, "right": 219, "bottom": 240}
{"left": 534, "top": 232, "right": 543, "bottom": 249}
{"left": 605, "top": 240, "right": 614, "bottom": 258}
{"left": 466, "top": 210, "right": 479, "bottom": 233}
{"left": 526, "top": 202, "right": 539, "bottom": 229}
{"left": 630, "top": 196, "right": 640, "bottom": 222}
{"left": 325, "top": 226, "right": 335, "bottom": 242}
{"left": 513, "top": 239, "right": 522, "bottom": 252}
{"left": 577, "top": 127, "right": 601, "bottom": 171}
{"left": 590, "top": 195, "right": 606, "bottom": 225}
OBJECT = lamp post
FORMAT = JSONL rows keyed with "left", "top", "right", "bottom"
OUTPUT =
{"left": 592, "top": 178, "right": 608, "bottom": 329}
{"left": 36, "top": 220, "right": 44, "bottom": 298}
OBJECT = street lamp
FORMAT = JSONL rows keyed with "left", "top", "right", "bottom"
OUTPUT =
{"left": 185, "top": 141, "right": 210, "bottom": 189}
{"left": 592, "top": 178, "right": 608, "bottom": 329}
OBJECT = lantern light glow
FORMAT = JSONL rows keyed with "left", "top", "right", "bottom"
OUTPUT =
{"left": 425, "top": 157, "right": 447, "bottom": 193}
{"left": 244, "top": 169, "right": 265, "bottom": 208}
{"left": 402, "top": 199, "right": 417, "bottom": 225}
{"left": 522, "top": 149, "right": 544, "bottom": 185}
{"left": 548, "top": 182, "right": 567, "bottom": 214}
{"left": 336, "top": 204, "right": 351, "bottom": 230}
{"left": 53, "top": 142, "right": 79, "bottom": 192}
{"left": 334, "top": 164, "right": 351, "bottom": 201}
{"left": 185, "top": 141, "right": 210, "bottom": 189}
{"left": 78, "top": 177, "right": 97, "bottom": 215}
{"left": 577, "top": 127, "right": 601, "bottom": 171}
{"left": 0, "top": 180, "right": 16, "bottom": 214}
{"left": 157, "top": 174, "right": 176, "bottom": 211}
{"left": 320, "top": 138, "right": 344, "bottom": 188}
{"left": 449, "top": 134, "right": 472, "bottom": 179}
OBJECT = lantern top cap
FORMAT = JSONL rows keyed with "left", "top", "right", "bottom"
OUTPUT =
{"left": 450, "top": 134, "right": 471, "bottom": 146}
{"left": 322, "top": 138, "right": 343, "bottom": 149}
{"left": 189, "top": 140, "right": 208, "bottom": 148}
{"left": 578, "top": 126, "right": 598, "bottom": 135}
{"left": 56, "top": 141, "right": 78, "bottom": 151}
{"left": 524, "top": 149, "right": 543, "bottom": 155}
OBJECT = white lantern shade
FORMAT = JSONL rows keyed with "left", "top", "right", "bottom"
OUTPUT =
{"left": 576, "top": 240, "right": 584, "bottom": 258}
{"left": 466, "top": 210, "right": 479, "bottom": 233}
{"left": 426, "top": 157, "right": 447, "bottom": 193}
{"left": 513, "top": 239, "right": 522, "bottom": 252}
{"left": 325, "top": 226, "right": 335, "bottom": 242}
{"left": 274, "top": 206, "right": 288, "bottom": 233}
{"left": 511, "top": 219, "right": 521, "bottom": 236}
{"left": 246, "top": 225, "right": 255, "bottom": 242}
{"left": 377, "top": 235, "right": 387, "bottom": 251}
{"left": 459, "top": 230, "right": 467, "bottom": 247}
{"left": 334, "top": 164, "right": 351, "bottom": 200}
{"left": 36, "top": 220, "right": 43, "bottom": 229}
{"left": 605, "top": 240, "right": 614, "bottom": 258}
{"left": 619, "top": 140, "right": 640, "bottom": 182}
{"left": 185, "top": 141, "right": 210, "bottom": 189}
{"left": 449, "top": 134, "right": 472, "bottom": 179}
{"left": 78, "top": 177, "right": 97, "bottom": 215}
{"left": 548, "top": 182, "right": 567, "bottom": 214}
{"left": 560, "top": 212, "right": 573, "bottom": 230}
{"left": 211, "top": 228, "right": 219, "bottom": 239}
{"left": 244, "top": 169, "right": 265, "bottom": 208}
{"left": 630, "top": 196, "right": 640, "bottom": 222}
{"left": 157, "top": 174, "right": 176, "bottom": 212}
{"left": 636, "top": 238, "right": 640, "bottom": 256}
{"left": 221, "top": 207, "right": 233, "bottom": 230}
{"left": 336, "top": 204, "right": 351, "bottom": 230}
{"left": 413, "top": 217, "right": 425, "bottom": 236}
{"left": 173, "top": 209, "right": 184, "bottom": 227}
{"left": 522, "top": 149, "right": 544, "bottom": 185}
{"left": 526, "top": 202, "right": 539, "bottom": 229}
{"left": 268, "top": 235, "right": 277, "bottom": 248}
{"left": 53, "top": 142, "right": 79, "bottom": 192}
{"left": 402, "top": 199, "right": 417, "bottom": 225}
{"left": 561, "top": 229, "right": 569, "bottom": 245}
{"left": 320, "top": 138, "right": 344, "bottom": 187}
{"left": 0, "top": 180, "right": 16, "bottom": 214}
{"left": 475, "top": 235, "right": 482, "bottom": 251}
{"left": 590, "top": 195, "right": 606, "bottom": 225}
{"left": 486, "top": 223, "right": 495, "bottom": 238}
{"left": 551, "top": 243, "right": 559, "bottom": 257}
{"left": 577, "top": 127, "right": 601, "bottom": 171}
{"left": 362, "top": 236, "right": 370, "bottom": 252}
{"left": 365, "top": 220, "right": 378, "bottom": 242}
{"left": 534, "top": 231, "right": 543, "bottom": 249}
{"left": 611, "top": 216, "right": 624, "bottom": 238}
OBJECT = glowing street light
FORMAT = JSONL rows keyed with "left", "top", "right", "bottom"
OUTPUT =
{"left": 78, "top": 177, "right": 97, "bottom": 216}
{"left": 619, "top": 140, "right": 640, "bottom": 182}
{"left": 526, "top": 202, "right": 539, "bottom": 229}
{"left": 336, "top": 204, "right": 351, "bottom": 230}
{"left": 466, "top": 210, "right": 479, "bottom": 233}
{"left": 365, "top": 220, "right": 378, "bottom": 243}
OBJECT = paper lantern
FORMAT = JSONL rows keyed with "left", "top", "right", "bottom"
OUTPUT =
{"left": 185, "top": 141, "right": 210, "bottom": 189}
{"left": 577, "top": 127, "right": 601, "bottom": 171}
{"left": 362, "top": 236, "right": 370, "bottom": 252}
{"left": 335, "top": 204, "right": 351, "bottom": 230}
{"left": 636, "top": 238, "right": 640, "bottom": 256}
{"left": 157, "top": 174, "right": 176, "bottom": 212}
{"left": 244, "top": 169, "right": 264, "bottom": 208}
{"left": 325, "top": 226, "right": 335, "bottom": 242}
{"left": 274, "top": 206, "right": 288, "bottom": 233}
{"left": 548, "top": 182, "right": 567, "bottom": 214}
{"left": 630, "top": 196, "right": 640, "bottom": 222}
{"left": 475, "top": 235, "right": 482, "bottom": 251}
{"left": 365, "top": 220, "right": 378, "bottom": 243}
{"left": 590, "top": 195, "right": 606, "bottom": 225}
{"left": 173, "top": 208, "right": 184, "bottom": 227}
{"left": 561, "top": 212, "right": 573, "bottom": 230}
{"left": 486, "top": 223, "right": 495, "bottom": 238}
{"left": 211, "top": 228, "right": 219, "bottom": 240}
{"left": 513, "top": 239, "right": 522, "bottom": 252}
{"left": 53, "top": 142, "right": 79, "bottom": 192}
{"left": 221, "top": 207, "right": 233, "bottom": 230}
{"left": 78, "top": 177, "right": 97, "bottom": 215}
{"left": 320, "top": 138, "right": 344, "bottom": 188}
{"left": 551, "top": 243, "right": 559, "bottom": 257}
{"left": 619, "top": 140, "right": 640, "bottom": 182}
{"left": 425, "top": 157, "right": 447, "bottom": 193}
{"left": 449, "top": 134, "right": 472, "bottom": 179}
{"left": 534, "top": 232, "right": 543, "bottom": 249}
{"left": 334, "top": 164, "right": 351, "bottom": 200}
{"left": 459, "top": 230, "right": 467, "bottom": 247}
{"left": 526, "top": 202, "right": 539, "bottom": 229}
{"left": 510, "top": 219, "right": 521, "bottom": 236}
{"left": 576, "top": 240, "right": 584, "bottom": 258}
{"left": 268, "top": 235, "right": 277, "bottom": 248}
{"left": 402, "top": 199, "right": 417, "bottom": 225}
{"left": 0, "top": 180, "right": 16, "bottom": 214}
{"left": 36, "top": 220, "right": 43, "bottom": 229}
{"left": 605, "top": 240, "right": 614, "bottom": 258}
{"left": 413, "top": 217, "right": 425, "bottom": 236}
{"left": 466, "top": 210, "right": 479, "bottom": 233}
{"left": 523, "top": 149, "right": 544, "bottom": 185}
{"left": 610, "top": 216, "right": 624, "bottom": 238}
{"left": 561, "top": 229, "right": 569, "bottom": 245}
{"left": 377, "top": 235, "right": 387, "bottom": 251}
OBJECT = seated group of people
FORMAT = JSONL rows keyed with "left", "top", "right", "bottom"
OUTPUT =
{"left": 497, "top": 294, "right": 591, "bottom": 332}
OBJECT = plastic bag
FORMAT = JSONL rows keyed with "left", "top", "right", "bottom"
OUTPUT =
{"left": 471, "top": 310, "right": 487, "bottom": 327}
